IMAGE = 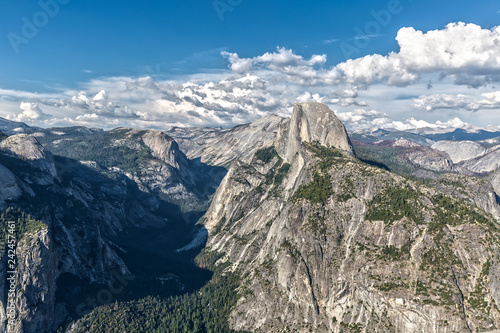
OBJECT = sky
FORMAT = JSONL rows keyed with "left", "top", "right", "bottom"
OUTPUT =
{"left": 0, "top": 0, "right": 500, "bottom": 131}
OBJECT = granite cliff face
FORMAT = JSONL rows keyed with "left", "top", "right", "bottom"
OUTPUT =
{"left": 0, "top": 164, "right": 21, "bottom": 205}
{"left": 167, "top": 114, "right": 287, "bottom": 167}
{"left": 432, "top": 140, "right": 490, "bottom": 164}
{"left": 432, "top": 140, "right": 500, "bottom": 174}
{"left": 492, "top": 169, "right": 500, "bottom": 197}
{"left": 6, "top": 228, "right": 59, "bottom": 333}
{"left": 276, "top": 102, "right": 354, "bottom": 162}
{"left": 460, "top": 149, "right": 500, "bottom": 174}
{"left": 202, "top": 103, "right": 500, "bottom": 332}
{"left": 0, "top": 134, "right": 58, "bottom": 185}
{"left": 141, "top": 130, "right": 183, "bottom": 169}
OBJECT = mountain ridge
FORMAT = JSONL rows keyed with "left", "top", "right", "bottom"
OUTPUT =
{"left": 199, "top": 103, "right": 500, "bottom": 332}
{"left": 0, "top": 104, "right": 499, "bottom": 332}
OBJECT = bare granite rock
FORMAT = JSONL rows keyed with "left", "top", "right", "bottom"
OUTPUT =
{"left": 0, "top": 164, "right": 21, "bottom": 205}
{"left": 276, "top": 102, "right": 354, "bottom": 162}
{"left": 0, "top": 134, "right": 57, "bottom": 184}
{"left": 0, "top": 228, "right": 59, "bottom": 333}
{"left": 167, "top": 114, "right": 286, "bottom": 167}
{"left": 461, "top": 148, "right": 500, "bottom": 174}
{"left": 432, "top": 140, "right": 489, "bottom": 163}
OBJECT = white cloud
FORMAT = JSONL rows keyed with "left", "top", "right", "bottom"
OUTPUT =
{"left": 413, "top": 91, "right": 500, "bottom": 111}
{"left": 7, "top": 102, "right": 51, "bottom": 123}
{"left": 336, "top": 108, "right": 472, "bottom": 132}
{"left": 322, "top": 38, "right": 340, "bottom": 45}
{"left": 334, "top": 109, "right": 411, "bottom": 131}
{"left": 336, "top": 109, "right": 386, "bottom": 123}
{"left": 222, "top": 47, "right": 327, "bottom": 75}
{"left": 222, "top": 47, "right": 335, "bottom": 85}
{"left": 224, "top": 23, "right": 500, "bottom": 88}
{"left": 295, "top": 92, "right": 325, "bottom": 103}
{"left": 335, "top": 23, "right": 500, "bottom": 87}
{"left": 396, "top": 23, "right": 500, "bottom": 76}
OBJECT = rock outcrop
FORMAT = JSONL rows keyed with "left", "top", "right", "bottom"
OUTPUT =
{"left": 431, "top": 140, "right": 500, "bottom": 174}
{"left": 276, "top": 102, "right": 354, "bottom": 162}
{"left": 9, "top": 228, "right": 59, "bottom": 333}
{"left": 461, "top": 148, "right": 500, "bottom": 174}
{"left": 0, "top": 117, "right": 37, "bottom": 136}
{"left": 141, "top": 130, "right": 182, "bottom": 169}
{"left": 493, "top": 168, "right": 500, "bottom": 197}
{"left": 432, "top": 140, "right": 489, "bottom": 163}
{"left": 0, "top": 164, "right": 21, "bottom": 205}
{"left": 0, "top": 134, "right": 57, "bottom": 184}
{"left": 404, "top": 146, "right": 455, "bottom": 172}
{"left": 167, "top": 114, "right": 286, "bottom": 167}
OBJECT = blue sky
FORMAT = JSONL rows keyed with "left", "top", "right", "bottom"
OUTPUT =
{"left": 1, "top": 0, "right": 500, "bottom": 130}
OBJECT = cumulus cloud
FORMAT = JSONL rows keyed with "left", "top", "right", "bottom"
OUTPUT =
{"left": 413, "top": 91, "right": 500, "bottom": 111}
{"left": 222, "top": 47, "right": 336, "bottom": 85}
{"left": 7, "top": 102, "right": 51, "bottom": 122}
{"left": 341, "top": 23, "right": 500, "bottom": 87}
{"left": 335, "top": 109, "right": 409, "bottom": 130}
{"left": 224, "top": 23, "right": 500, "bottom": 88}
{"left": 338, "top": 22, "right": 500, "bottom": 87}
{"left": 15, "top": 74, "right": 297, "bottom": 129}
{"left": 336, "top": 108, "right": 471, "bottom": 132}
{"left": 222, "top": 47, "right": 327, "bottom": 74}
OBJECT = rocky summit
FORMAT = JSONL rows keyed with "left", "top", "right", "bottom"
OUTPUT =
{"left": 276, "top": 102, "right": 354, "bottom": 162}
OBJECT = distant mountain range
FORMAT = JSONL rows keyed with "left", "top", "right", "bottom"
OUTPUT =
{"left": 0, "top": 117, "right": 41, "bottom": 135}
{"left": 350, "top": 127, "right": 500, "bottom": 146}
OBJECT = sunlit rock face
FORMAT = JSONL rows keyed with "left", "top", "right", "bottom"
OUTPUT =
{"left": 276, "top": 102, "right": 354, "bottom": 162}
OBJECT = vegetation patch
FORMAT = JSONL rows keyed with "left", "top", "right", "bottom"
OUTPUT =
{"left": 274, "top": 163, "right": 291, "bottom": 186}
{"left": 353, "top": 144, "right": 418, "bottom": 176}
{"left": 379, "top": 244, "right": 410, "bottom": 261}
{"left": 340, "top": 322, "right": 363, "bottom": 333}
{"left": 293, "top": 172, "right": 333, "bottom": 204}
{"left": 303, "top": 210, "right": 328, "bottom": 235}
{"left": 337, "top": 193, "right": 353, "bottom": 202}
{"left": 377, "top": 281, "right": 408, "bottom": 292}
{"left": 468, "top": 259, "right": 491, "bottom": 311}
{"left": 304, "top": 141, "right": 344, "bottom": 172}
{"left": 365, "top": 185, "right": 422, "bottom": 224}
{"left": 73, "top": 250, "right": 241, "bottom": 333}
{"left": 280, "top": 239, "right": 301, "bottom": 262}
{"left": 255, "top": 147, "right": 290, "bottom": 195}
{"left": 255, "top": 147, "right": 279, "bottom": 164}
{"left": 0, "top": 207, "right": 46, "bottom": 245}
{"left": 431, "top": 194, "right": 492, "bottom": 231}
